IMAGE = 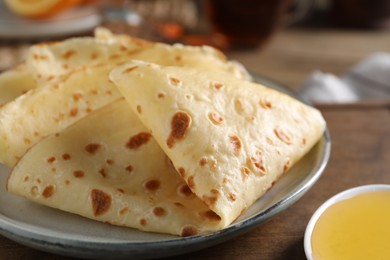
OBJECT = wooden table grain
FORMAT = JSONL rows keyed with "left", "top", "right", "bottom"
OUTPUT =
{"left": 1, "top": 28, "right": 390, "bottom": 260}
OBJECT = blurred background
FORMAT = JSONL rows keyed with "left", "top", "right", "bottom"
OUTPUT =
{"left": 1, "top": 0, "right": 390, "bottom": 90}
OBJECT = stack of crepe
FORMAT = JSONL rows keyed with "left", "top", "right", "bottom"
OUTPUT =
{"left": 0, "top": 28, "right": 326, "bottom": 236}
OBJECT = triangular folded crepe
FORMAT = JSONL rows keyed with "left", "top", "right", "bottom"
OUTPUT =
{"left": 7, "top": 99, "right": 222, "bottom": 236}
{"left": 110, "top": 61, "right": 326, "bottom": 226}
{"left": 0, "top": 64, "right": 120, "bottom": 167}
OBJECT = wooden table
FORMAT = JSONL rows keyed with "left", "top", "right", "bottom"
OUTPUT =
{"left": 1, "top": 28, "right": 390, "bottom": 259}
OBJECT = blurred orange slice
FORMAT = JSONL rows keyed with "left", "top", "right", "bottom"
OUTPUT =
{"left": 5, "top": 0, "right": 84, "bottom": 19}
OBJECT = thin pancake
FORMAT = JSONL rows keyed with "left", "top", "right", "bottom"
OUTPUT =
{"left": 7, "top": 99, "right": 222, "bottom": 236}
{"left": 110, "top": 61, "right": 326, "bottom": 226}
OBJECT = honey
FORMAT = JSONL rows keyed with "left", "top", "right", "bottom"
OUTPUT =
{"left": 311, "top": 191, "right": 390, "bottom": 260}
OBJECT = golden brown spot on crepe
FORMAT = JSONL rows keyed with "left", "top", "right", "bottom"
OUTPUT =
{"left": 249, "top": 150, "right": 267, "bottom": 175}
{"left": 62, "top": 50, "right": 76, "bottom": 60}
{"left": 24, "top": 176, "right": 29, "bottom": 182}
{"left": 90, "top": 52, "right": 99, "bottom": 60}
{"left": 174, "top": 202, "right": 184, "bottom": 207}
{"left": 91, "top": 189, "right": 112, "bottom": 216}
{"left": 187, "top": 176, "right": 195, "bottom": 189}
{"left": 169, "top": 76, "right": 181, "bottom": 86}
{"left": 208, "top": 112, "right": 224, "bottom": 125}
{"left": 209, "top": 159, "right": 218, "bottom": 171}
{"left": 140, "top": 218, "right": 147, "bottom": 226}
{"left": 210, "top": 189, "right": 219, "bottom": 195}
{"left": 36, "top": 178, "right": 42, "bottom": 184}
{"left": 30, "top": 186, "right": 39, "bottom": 196}
{"left": 109, "top": 54, "right": 121, "bottom": 60}
{"left": 51, "top": 167, "right": 56, "bottom": 173}
{"left": 153, "top": 207, "right": 166, "bottom": 217}
{"left": 117, "top": 188, "right": 125, "bottom": 194}
{"left": 126, "top": 132, "right": 152, "bottom": 149}
{"left": 266, "top": 136, "right": 274, "bottom": 146}
{"left": 62, "top": 153, "right": 71, "bottom": 160}
{"left": 274, "top": 128, "right": 292, "bottom": 145}
{"left": 178, "top": 167, "right": 186, "bottom": 178}
{"left": 69, "top": 107, "right": 78, "bottom": 117}
{"left": 260, "top": 97, "right": 272, "bottom": 109}
{"left": 106, "top": 159, "right": 114, "bottom": 165}
{"left": 202, "top": 210, "right": 221, "bottom": 222}
{"left": 46, "top": 75, "right": 54, "bottom": 81}
{"left": 202, "top": 195, "right": 218, "bottom": 206}
{"left": 64, "top": 180, "right": 70, "bottom": 185}
{"left": 229, "top": 193, "right": 237, "bottom": 202}
{"left": 99, "top": 167, "right": 107, "bottom": 178}
{"left": 157, "top": 92, "right": 166, "bottom": 99}
{"left": 33, "top": 54, "right": 48, "bottom": 61}
{"left": 105, "top": 90, "right": 112, "bottom": 96}
{"left": 33, "top": 131, "right": 40, "bottom": 137}
{"left": 234, "top": 99, "right": 246, "bottom": 114}
{"left": 120, "top": 207, "right": 129, "bottom": 215}
{"left": 241, "top": 166, "right": 251, "bottom": 179}
{"left": 62, "top": 64, "right": 69, "bottom": 70}
{"left": 53, "top": 113, "right": 65, "bottom": 123}
{"left": 212, "top": 82, "right": 224, "bottom": 90}
{"left": 122, "top": 66, "right": 139, "bottom": 74}
{"left": 199, "top": 157, "right": 207, "bottom": 166}
{"left": 246, "top": 115, "right": 255, "bottom": 122}
{"left": 229, "top": 135, "right": 242, "bottom": 154}
{"left": 42, "top": 185, "right": 55, "bottom": 198}
{"left": 283, "top": 159, "right": 291, "bottom": 173}
{"left": 175, "top": 54, "right": 182, "bottom": 62}
{"left": 167, "top": 111, "right": 191, "bottom": 149}
{"left": 47, "top": 156, "right": 56, "bottom": 164}
{"left": 181, "top": 226, "right": 198, "bottom": 237}
{"left": 90, "top": 89, "right": 98, "bottom": 95}
{"left": 73, "top": 170, "right": 84, "bottom": 178}
{"left": 144, "top": 179, "right": 161, "bottom": 192}
{"left": 148, "top": 196, "right": 156, "bottom": 203}
{"left": 24, "top": 138, "right": 31, "bottom": 144}
{"left": 85, "top": 143, "right": 101, "bottom": 155}
{"left": 136, "top": 105, "right": 142, "bottom": 114}
{"left": 125, "top": 165, "right": 133, "bottom": 173}
{"left": 120, "top": 45, "right": 128, "bottom": 52}
{"left": 302, "top": 137, "right": 307, "bottom": 145}
{"left": 178, "top": 184, "right": 195, "bottom": 198}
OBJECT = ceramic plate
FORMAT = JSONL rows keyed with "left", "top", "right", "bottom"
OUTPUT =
{"left": 0, "top": 75, "right": 331, "bottom": 259}
{"left": 0, "top": 2, "right": 101, "bottom": 39}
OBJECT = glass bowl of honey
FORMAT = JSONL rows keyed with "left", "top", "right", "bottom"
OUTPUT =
{"left": 304, "top": 184, "right": 390, "bottom": 260}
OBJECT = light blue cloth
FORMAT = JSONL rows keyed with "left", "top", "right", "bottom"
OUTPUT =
{"left": 299, "top": 52, "right": 390, "bottom": 104}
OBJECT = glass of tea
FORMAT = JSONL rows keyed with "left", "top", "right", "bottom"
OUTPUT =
{"left": 206, "top": 0, "right": 293, "bottom": 49}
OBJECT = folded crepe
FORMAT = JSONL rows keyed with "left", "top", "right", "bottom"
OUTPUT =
{"left": 7, "top": 99, "right": 222, "bottom": 236}
{"left": 7, "top": 61, "right": 325, "bottom": 236}
{"left": 0, "top": 28, "right": 248, "bottom": 167}
{"left": 110, "top": 61, "right": 326, "bottom": 226}
{"left": 2, "top": 30, "right": 326, "bottom": 237}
